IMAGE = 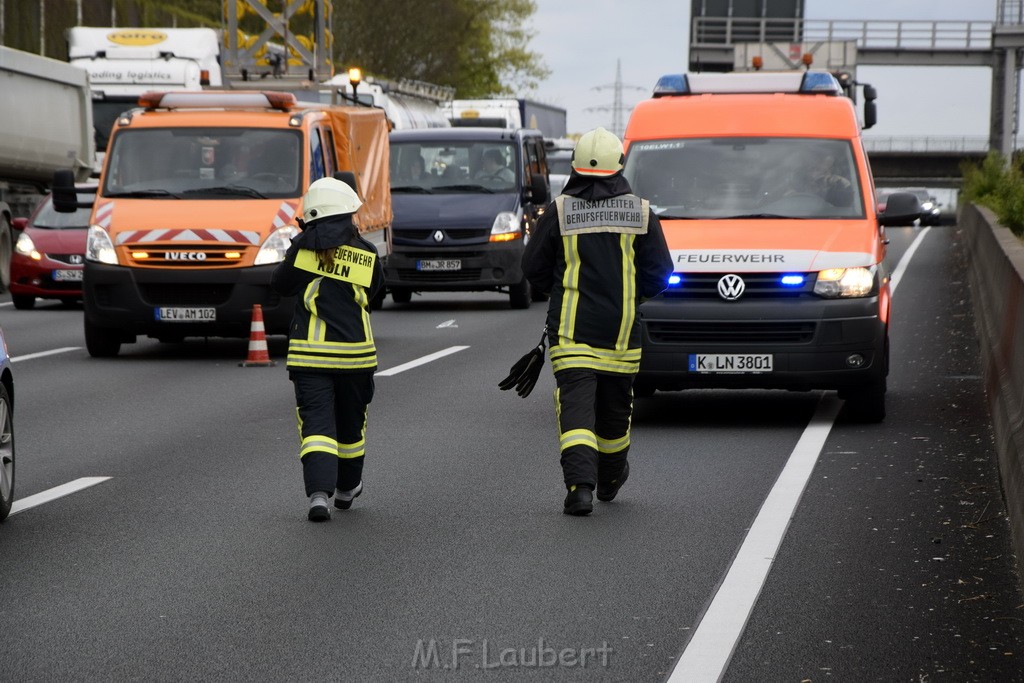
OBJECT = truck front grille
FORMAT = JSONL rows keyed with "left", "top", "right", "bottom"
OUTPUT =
{"left": 395, "top": 268, "right": 484, "bottom": 283}
{"left": 138, "top": 284, "right": 234, "bottom": 306}
{"left": 122, "top": 244, "right": 254, "bottom": 268}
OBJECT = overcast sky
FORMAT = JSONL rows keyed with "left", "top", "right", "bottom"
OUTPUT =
{"left": 529, "top": 0, "right": 999, "bottom": 140}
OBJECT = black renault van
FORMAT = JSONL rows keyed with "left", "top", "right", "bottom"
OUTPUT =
{"left": 386, "top": 127, "right": 550, "bottom": 308}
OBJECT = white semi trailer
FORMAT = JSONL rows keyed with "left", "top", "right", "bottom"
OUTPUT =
{"left": 0, "top": 46, "right": 94, "bottom": 291}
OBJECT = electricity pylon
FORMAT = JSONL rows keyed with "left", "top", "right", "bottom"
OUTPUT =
{"left": 586, "top": 59, "right": 647, "bottom": 138}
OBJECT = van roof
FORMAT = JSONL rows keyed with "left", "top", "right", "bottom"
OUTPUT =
{"left": 625, "top": 93, "right": 860, "bottom": 141}
{"left": 390, "top": 127, "right": 541, "bottom": 143}
{"left": 125, "top": 108, "right": 315, "bottom": 129}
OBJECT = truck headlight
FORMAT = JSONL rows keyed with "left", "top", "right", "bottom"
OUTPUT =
{"left": 814, "top": 266, "right": 875, "bottom": 298}
{"left": 255, "top": 226, "right": 299, "bottom": 265}
{"left": 489, "top": 211, "right": 521, "bottom": 242}
{"left": 15, "top": 233, "right": 41, "bottom": 260}
{"left": 86, "top": 225, "right": 118, "bottom": 265}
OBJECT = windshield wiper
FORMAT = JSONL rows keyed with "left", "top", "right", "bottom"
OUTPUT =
{"left": 433, "top": 184, "right": 495, "bottom": 193}
{"left": 721, "top": 213, "right": 806, "bottom": 219}
{"left": 391, "top": 185, "right": 435, "bottom": 194}
{"left": 182, "top": 185, "right": 268, "bottom": 199}
{"left": 104, "top": 189, "right": 181, "bottom": 199}
{"left": 654, "top": 214, "right": 698, "bottom": 220}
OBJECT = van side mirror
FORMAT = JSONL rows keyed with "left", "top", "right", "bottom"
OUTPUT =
{"left": 863, "top": 100, "right": 877, "bottom": 130}
{"left": 878, "top": 191, "right": 921, "bottom": 226}
{"left": 529, "top": 175, "right": 548, "bottom": 205}
{"left": 333, "top": 171, "right": 358, "bottom": 192}
{"left": 52, "top": 169, "right": 84, "bottom": 213}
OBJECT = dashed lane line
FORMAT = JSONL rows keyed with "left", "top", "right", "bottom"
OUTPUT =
{"left": 10, "top": 477, "right": 112, "bottom": 516}
{"left": 11, "top": 347, "right": 82, "bottom": 363}
{"left": 375, "top": 345, "right": 470, "bottom": 377}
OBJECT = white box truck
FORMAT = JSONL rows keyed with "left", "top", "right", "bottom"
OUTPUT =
{"left": 0, "top": 46, "right": 94, "bottom": 291}
{"left": 66, "top": 27, "right": 222, "bottom": 168}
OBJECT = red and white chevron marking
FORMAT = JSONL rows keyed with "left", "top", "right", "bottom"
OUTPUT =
{"left": 94, "top": 201, "right": 114, "bottom": 229}
{"left": 114, "top": 228, "right": 261, "bottom": 246}
{"left": 271, "top": 201, "right": 298, "bottom": 230}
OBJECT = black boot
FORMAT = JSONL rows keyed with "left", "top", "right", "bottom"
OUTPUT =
{"left": 563, "top": 485, "right": 594, "bottom": 516}
{"left": 597, "top": 462, "right": 629, "bottom": 502}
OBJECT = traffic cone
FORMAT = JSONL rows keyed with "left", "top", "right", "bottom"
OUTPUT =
{"left": 239, "top": 304, "right": 276, "bottom": 367}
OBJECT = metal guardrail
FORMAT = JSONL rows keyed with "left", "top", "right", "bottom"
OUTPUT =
{"left": 1001, "top": 0, "right": 1024, "bottom": 24}
{"left": 693, "top": 18, "right": 994, "bottom": 51}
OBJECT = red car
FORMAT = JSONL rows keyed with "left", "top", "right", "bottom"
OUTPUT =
{"left": 9, "top": 188, "right": 93, "bottom": 310}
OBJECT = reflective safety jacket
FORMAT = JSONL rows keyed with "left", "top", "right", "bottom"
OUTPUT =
{"left": 271, "top": 214, "right": 384, "bottom": 373}
{"left": 523, "top": 174, "right": 673, "bottom": 375}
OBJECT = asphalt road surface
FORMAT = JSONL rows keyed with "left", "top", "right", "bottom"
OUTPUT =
{"left": 0, "top": 223, "right": 1021, "bottom": 681}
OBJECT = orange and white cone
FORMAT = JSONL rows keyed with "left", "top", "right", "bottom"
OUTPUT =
{"left": 239, "top": 304, "right": 276, "bottom": 367}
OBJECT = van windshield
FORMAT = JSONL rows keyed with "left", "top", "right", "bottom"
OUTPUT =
{"left": 623, "top": 137, "right": 864, "bottom": 220}
{"left": 390, "top": 141, "right": 516, "bottom": 193}
{"left": 102, "top": 128, "right": 303, "bottom": 199}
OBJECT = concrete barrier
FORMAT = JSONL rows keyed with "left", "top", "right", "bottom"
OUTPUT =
{"left": 961, "top": 203, "right": 1024, "bottom": 576}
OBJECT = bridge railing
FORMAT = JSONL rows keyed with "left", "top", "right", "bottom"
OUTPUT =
{"left": 692, "top": 18, "right": 994, "bottom": 51}
{"left": 863, "top": 136, "right": 996, "bottom": 153}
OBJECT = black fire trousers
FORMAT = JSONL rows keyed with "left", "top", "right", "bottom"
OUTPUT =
{"left": 554, "top": 368, "right": 634, "bottom": 489}
{"left": 291, "top": 371, "right": 375, "bottom": 497}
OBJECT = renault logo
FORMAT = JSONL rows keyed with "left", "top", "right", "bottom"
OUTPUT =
{"left": 433, "top": 230, "right": 444, "bottom": 243}
{"left": 717, "top": 274, "right": 745, "bottom": 300}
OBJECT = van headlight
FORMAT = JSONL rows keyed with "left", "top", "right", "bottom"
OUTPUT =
{"left": 86, "top": 225, "right": 118, "bottom": 265}
{"left": 814, "top": 266, "right": 875, "bottom": 298}
{"left": 489, "top": 211, "right": 521, "bottom": 242}
{"left": 255, "top": 226, "right": 299, "bottom": 265}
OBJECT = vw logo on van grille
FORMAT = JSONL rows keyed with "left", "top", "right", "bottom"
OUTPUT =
{"left": 433, "top": 230, "right": 444, "bottom": 243}
{"left": 717, "top": 274, "right": 745, "bottom": 300}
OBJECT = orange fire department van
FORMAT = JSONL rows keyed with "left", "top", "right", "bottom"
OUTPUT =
{"left": 53, "top": 90, "right": 391, "bottom": 357}
{"left": 622, "top": 71, "right": 919, "bottom": 421}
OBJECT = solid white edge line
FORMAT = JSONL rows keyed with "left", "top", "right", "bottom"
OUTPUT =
{"left": 375, "top": 345, "right": 469, "bottom": 377}
{"left": 9, "top": 477, "right": 112, "bottom": 516}
{"left": 668, "top": 228, "right": 934, "bottom": 682}
{"left": 11, "top": 347, "right": 81, "bottom": 363}
{"left": 889, "top": 227, "right": 931, "bottom": 296}
{"left": 668, "top": 395, "right": 841, "bottom": 683}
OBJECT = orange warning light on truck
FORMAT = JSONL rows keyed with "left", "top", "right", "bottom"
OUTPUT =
{"left": 621, "top": 71, "right": 921, "bottom": 421}
{"left": 52, "top": 90, "right": 391, "bottom": 357}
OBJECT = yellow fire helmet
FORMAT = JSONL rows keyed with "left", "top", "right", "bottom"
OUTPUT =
{"left": 571, "top": 126, "right": 625, "bottom": 177}
{"left": 302, "top": 177, "right": 362, "bottom": 223}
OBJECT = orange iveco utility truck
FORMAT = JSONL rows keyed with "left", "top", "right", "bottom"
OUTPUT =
{"left": 621, "top": 71, "right": 920, "bottom": 421}
{"left": 53, "top": 90, "right": 391, "bottom": 357}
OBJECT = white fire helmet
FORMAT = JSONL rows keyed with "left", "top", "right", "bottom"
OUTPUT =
{"left": 302, "top": 177, "right": 362, "bottom": 223}
{"left": 571, "top": 127, "right": 625, "bottom": 177}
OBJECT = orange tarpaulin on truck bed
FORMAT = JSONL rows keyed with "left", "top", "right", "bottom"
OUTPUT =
{"left": 325, "top": 107, "right": 392, "bottom": 236}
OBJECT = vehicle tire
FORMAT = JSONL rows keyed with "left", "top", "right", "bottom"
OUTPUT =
{"left": 391, "top": 287, "right": 412, "bottom": 304}
{"left": 84, "top": 319, "right": 122, "bottom": 358}
{"left": 509, "top": 277, "right": 530, "bottom": 309}
{"left": 0, "top": 215, "right": 12, "bottom": 293}
{"left": 0, "top": 382, "right": 14, "bottom": 523}
{"left": 11, "top": 294, "right": 35, "bottom": 310}
{"left": 841, "top": 377, "right": 886, "bottom": 423}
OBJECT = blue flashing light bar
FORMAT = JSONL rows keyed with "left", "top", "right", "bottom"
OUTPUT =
{"left": 780, "top": 274, "right": 806, "bottom": 287}
{"left": 667, "top": 274, "right": 683, "bottom": 286}
{"left": 799, "top": 71, "right": 842, "bottom": 93}
{"left": 653, "top": 74, "right": 689, "bottom": 98}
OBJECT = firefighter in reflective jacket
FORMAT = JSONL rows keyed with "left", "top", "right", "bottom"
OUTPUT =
{"left": 523, "top": 127, "right": 673, "bottom": 515}
{"left": 271, "top": 177, "right": 384, "bottom": 522}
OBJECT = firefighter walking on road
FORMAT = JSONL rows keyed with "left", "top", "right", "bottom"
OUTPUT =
{"left": 523, "top": 127, "right": 672, "bottom": 516}
{"left": 271, "top": 177, "right": 384, "bottom": 522}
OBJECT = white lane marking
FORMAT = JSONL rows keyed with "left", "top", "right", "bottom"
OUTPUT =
{"left": 9, "top": 477, "right": 112, "bottom": 516}
{"left": 889, "top": 226, "right": 931, "bottom": 295}
{"left": 669, "top": 396, "right": 841, "bottom": 682}
{"left": 436, "top": 319, "right": 458, "bottom": 329}
{"left": 375, "top": 346, "right": 469, "bottom": 377}
{"left": 669, "top": 228, "right": 933, "bottom": 682}
{"left": 0, "top": 302, "right": 11, "bottom": 308}
{"left": 11, "top": 347, "right": 81, "bottom": 363}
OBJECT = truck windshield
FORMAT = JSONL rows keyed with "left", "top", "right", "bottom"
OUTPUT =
{"left": 102, "top": 128, "right": 303, "bottom": 199}
{"left": 390, "top": 141, "right": 517, "bottom": 193}
{"left": 623, "top": 137, "right": 864, "bottom": 220}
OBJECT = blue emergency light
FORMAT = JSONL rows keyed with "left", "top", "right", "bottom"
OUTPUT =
{"left": 667, "top": 274, "right": 683, "bottom": 287}
{"left": 652, "top": 74, "right": 690, "bottom": 98}
{"left": 652, "top": 71, "right": 841, "bottom": 98}
{"left": 780, "top": 274, "right": 806, "bottom": 286}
